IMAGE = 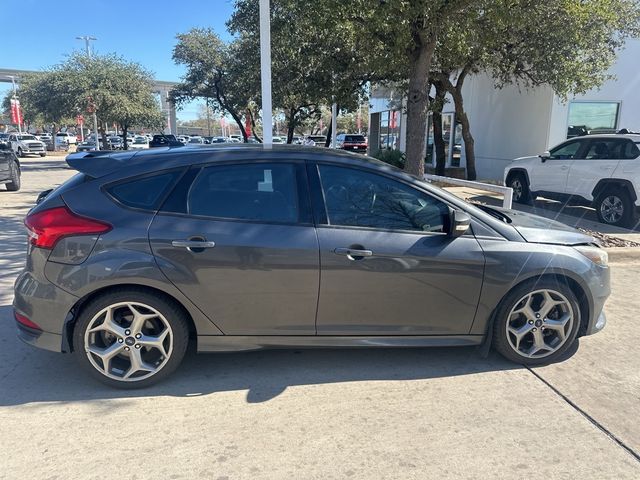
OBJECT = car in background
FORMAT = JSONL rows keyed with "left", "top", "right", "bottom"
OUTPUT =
{"left": 272, "top": 136, "right": 285, "bottom": 144}
{"left": 0, "top": 143, "right": 20, "bottom": 191}
{"left": 15, "top": 145, "right": 610, "bottom": 387}
{"left": 0, "top": 133, "right": 9, "bottom": 147}
{"left": 177, "top": 135, "right": 190, "bottom": 144}
{"left": 37, "top": 133, "right": 52, "bottom": 143}
{"left": 8, "top": 133, "right": 46, "bottom": 157}
{"left": 129, "top": 136, "right": 150, "bottom": 150}
{"left": 307, "top": 135, "right": 327, "bottom": 146}
{"left": 291, "top": 136, "right": 303, "bottom": 145}
{"left": 108, "top": 136, "right": 124, "bottom": 150}
{"left": 337, "top": 134, "right": 368, "bottom": 153}
{"left": 56, "top": 132, "right": 78, "bottom": 145}
{"left": 188, "top": 136, "right": 206, "bottom": 144}
{"left": 149, "top": 134, "right": 183, "bottom": 148}
{"left": 504, "top": 132, "right": 640, "bottom": 228}
{"left": 76, "top": 140, "right": 100, "bottom": 152}
{"left": 206, "top": 136, "right": 227, "bottom": 144}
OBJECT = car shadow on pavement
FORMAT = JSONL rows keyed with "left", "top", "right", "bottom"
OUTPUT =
{"left": 0, "top": 304, "right": 544, "bottom": 406}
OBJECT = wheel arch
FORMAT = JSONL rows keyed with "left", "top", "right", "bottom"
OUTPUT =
{"left": 62, "top": 284, "right": 198, "bottom": 352}
{"left": 505, "top": 168, "right": 530, "bottom": 187}
{"left": 592, "top": 179, "right": 637, "bottom": 203}
{"left": 479, "top": 272, "right": 591, "bottom": 355}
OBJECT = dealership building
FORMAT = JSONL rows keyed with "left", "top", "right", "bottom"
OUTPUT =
{"left": 368, "top": 39, "right": 640, "bottom": 180}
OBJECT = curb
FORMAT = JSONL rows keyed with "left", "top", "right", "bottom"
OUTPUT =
{"left": 605, "top": 247, "right": 640, "bottom": 264}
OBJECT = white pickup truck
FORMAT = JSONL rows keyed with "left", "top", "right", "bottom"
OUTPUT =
{"left": 8, "top": 133, "right": 46, "bottom": 158}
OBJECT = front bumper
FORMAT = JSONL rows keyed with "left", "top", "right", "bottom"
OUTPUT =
{"left": 581, "top": 264, "right": 610, "bottom": 336}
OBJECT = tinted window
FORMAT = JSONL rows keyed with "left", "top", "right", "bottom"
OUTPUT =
{"left": 187, "top": 163, "right": 299, "bottom": 223}
{"left": 549, "top": 140, "right": 583, "bottom": 159}
{"left": 318, "top": 165, "right": 449, "bottom": 232}
{"left": 623, "top": 141, "right": 640, "bottom": 159}
{"left": 345, "top": 135, "right": 366, "bottom": 142}
{"left": 583, "top": 139, "right": 626, "bottom": 160}
{"left": 107, "top": 171, "right": 181, "bottom": 210}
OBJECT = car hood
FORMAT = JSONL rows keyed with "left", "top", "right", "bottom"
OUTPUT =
{"left": 477, "top": 205, "right": 597, "bottom": 246}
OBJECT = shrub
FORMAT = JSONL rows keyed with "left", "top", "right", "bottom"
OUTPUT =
{"left": 373, "top": 149, "right": 406, "bottom": 168}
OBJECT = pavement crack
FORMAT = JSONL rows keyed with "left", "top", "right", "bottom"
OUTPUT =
{"left": 527, "top": 366, "right": 640, "bottom": 464}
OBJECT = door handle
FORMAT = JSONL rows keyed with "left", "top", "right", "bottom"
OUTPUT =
{"left": 560, "top": 166, "right": 569, "bottom": 170}
{"left": 171, "top": 240, "right": 216, "bottom": 249}
{"left": 334, "top": 247, "right": 373, "bottom": 258}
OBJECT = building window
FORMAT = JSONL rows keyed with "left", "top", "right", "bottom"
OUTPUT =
{"left": 567, "top": 102, "right": 620, "bottom": 138}
{"left": 379, "top": 110, "right": 400, "bottom": 150}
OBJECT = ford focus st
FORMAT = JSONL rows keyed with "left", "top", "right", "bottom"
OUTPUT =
{"left": 14, "top": 145, "right": 610, "bottom": 388}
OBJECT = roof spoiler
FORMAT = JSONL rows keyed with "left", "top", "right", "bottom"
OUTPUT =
{"left": 66, "top": 151, "right": 139, "bottom": 177}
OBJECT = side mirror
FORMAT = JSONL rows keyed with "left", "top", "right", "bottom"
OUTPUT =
{"left": 448, "top": 209, "right": 471, "bottom": 238}
{"left": 539, "top": 151, "right": 551, "bottom": 162}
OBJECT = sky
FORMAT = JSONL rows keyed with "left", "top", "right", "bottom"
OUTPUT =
{"left": 0, "top": 0, "right": 236, "bottom": 121}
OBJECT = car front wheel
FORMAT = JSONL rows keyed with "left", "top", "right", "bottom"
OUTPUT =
{"left": 493, "top": 278, "right": 580, "bottom": 366}
{"left": 507, "top": 172, "right": 532, "bottom": 204}
{"left": 5, "top": 161, "right": 20, "bottom": 191}
{"left": 73, "top": 289, "right": 189, "bottom": 388}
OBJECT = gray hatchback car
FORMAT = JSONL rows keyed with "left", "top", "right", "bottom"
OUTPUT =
{"left": 14, "top": 145, "right": 610, "bottom": 388}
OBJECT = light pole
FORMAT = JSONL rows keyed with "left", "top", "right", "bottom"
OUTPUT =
{"left": 76, "top": 35, "right": 100, "bottom": 150}
{"left": 259, "top": 0, "right": 273, "bottom": 146}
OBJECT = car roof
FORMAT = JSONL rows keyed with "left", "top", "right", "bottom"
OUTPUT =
{"left": 573, "top": 133, "right": 640, "bottom": 141}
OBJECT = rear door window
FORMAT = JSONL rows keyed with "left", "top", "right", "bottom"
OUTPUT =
{"left": 186, "top": 163, "right": 300, "bottom": 223}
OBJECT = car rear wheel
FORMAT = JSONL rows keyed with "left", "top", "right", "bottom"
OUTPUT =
{"left": 507, "top": 172, "right": 531, "bottom": 204}
{"left": 73, "top": 289, "right": 189, "bottom": 388}
{"left": 493, "top": 278, "right": 580, "bottom": 366}
{"left": 5, "top": 161, "right": 20, "bottom": 191}
{"left": 595, "top": 188, "right": 635, "bottom": 228}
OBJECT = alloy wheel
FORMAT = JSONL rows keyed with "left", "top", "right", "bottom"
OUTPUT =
{"left": 506, "top": 289, "right": 574, "bottom": 359}
{"left": 84, "top": 302, "right": 173, "bottom": 382}
{"left": 510, "top": 178, "right": 523, "bottom": 201}
{"left": 600, "top": 195, "right": 624, "bottom": 224}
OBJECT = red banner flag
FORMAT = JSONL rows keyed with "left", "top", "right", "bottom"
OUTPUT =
{"left": 10, "top": 99, "right": 21, "bottom": 124}
{"left": 245, "top": 110, "right": 252, "bottom": 138}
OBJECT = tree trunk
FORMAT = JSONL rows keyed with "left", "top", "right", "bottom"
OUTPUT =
{"left": 248, "top": 108, "right": 262, "bottom": 142}
{"left": 451, "top": 88, "right": 476, "bottom": 180}
{"left": 324, "top": 118, "right": 332, "bottom": 148}
{"left": 99, "top": 125, "right": 109, "bottom": 151}
{"left": 122, "top": 125, "right": 128, "bottom": 150}
{"left": 432, "top": 82, "right": 447, "bottom": 176}
{"left": 286, "top": 107, "right": 296, "bottom": 144}
{"left": 404, "top": 38, "right": 437, "bottom": 177}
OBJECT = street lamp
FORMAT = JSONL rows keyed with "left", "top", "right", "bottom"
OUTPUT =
{"left": 76, "top": 35, "right": 100, "bottom": 150}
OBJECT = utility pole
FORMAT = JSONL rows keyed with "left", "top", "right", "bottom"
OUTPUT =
{"left": 76, "top": 35, "right": 99, "bottom": 150}
{"left": 206, "top": 97, "right": 211, "bottom": 137}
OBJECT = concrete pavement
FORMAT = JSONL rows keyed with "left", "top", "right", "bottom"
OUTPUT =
{"left": 0, "top": 158, "right": 638, "bottom": 479}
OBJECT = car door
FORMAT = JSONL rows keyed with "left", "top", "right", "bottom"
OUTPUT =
{"left": 528, "top": 139, "right": 587, "bottom": 195}
{"left": 565, "top": 138, "right": 624, "bottom": 201}
{"left": 148, "top": 160, "right": 320, "bottom": 335}
{"left": 310, "top": 163, "right": 485, "bottom": 335}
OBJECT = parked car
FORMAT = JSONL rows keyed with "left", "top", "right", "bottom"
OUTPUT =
{"left": 177, "top": 135, "right": 190, "bottom": 144}
{"left": 129, "top": 136, "right": 149, "bottom": 150}
{"left": 337, "top": 133, "right": 368, "bottom": 153}
{"left": 206, "top": 136, "right": 228, "bottom": 144}
{"left": 504, "top": 133, "right": 640, "bottom": 228}
{"left": 271, "top": 136, "right": 285, "bottom": 143}
{"left": 76, "top": 140, "right": 101, "bottom": 152}
{"left": 108, "top": 136, "right": 124, "bottom": 150}
{"left": 15, "top": 145, "right": 609, "bottom": 388}
{"left": 0, "top": 143, "right": 20, "bottom": 191}
{"left": 37, "top": 132, "right": 52, "bottom": 143}
{"left": 188, "top": 136, "right": 206, "bottom": 144}
{"left": 307, "top": 135, "right": 327, "bottom": 146}
{"left": 56, "top": 132, "right": 78, "bottom": 145}
{"left": 149, "top": 134, "right": 183, "bottom": 148}
{"left": 0, "top": 133, "right": 9, "bottom": 147}
{"left": 8, "top": 133, "right": 46, "bottom": 157}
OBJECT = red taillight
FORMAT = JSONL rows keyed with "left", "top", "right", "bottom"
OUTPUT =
{"left": 24, "top": 206, "right": 111, "bottom": 249}
{"left": 14, "top": 311, "right": 42, "bottom": 331}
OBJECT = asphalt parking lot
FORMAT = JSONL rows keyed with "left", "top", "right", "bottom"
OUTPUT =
{"left": 1, "top": 156, "right": 639, "bottom": 479}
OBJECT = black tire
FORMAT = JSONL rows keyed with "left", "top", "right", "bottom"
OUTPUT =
{"left": 5, "top": 161, "right": 20, "bottom": 191}
{"left": 492, "top": 278, "right": 581, "bottom": 366}
{"left": 507, "top": 172, "right": 531, "bottom": 204}
{"left": 17, "top": 147, "right": 24, "bottom": 158}
{"left": 594, "top": 188, "right": 635, "bottom": 229}
{"left": 39, "top": 152, "right": 46, "bottom": 157}
{"left": 73, "top": 288, "right": 190, "bottom": 388}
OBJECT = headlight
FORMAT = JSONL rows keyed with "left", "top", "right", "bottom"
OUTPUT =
{"left": 574, "top": 245, "right": 608, "bottom": 267}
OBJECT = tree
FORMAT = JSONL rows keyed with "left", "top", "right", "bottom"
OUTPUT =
{"left": 228, "top": 0, "right": 368, "bottom": 143}
{"left": 170, "top": 28, "right": 257, "bottom": 142}
{"left": 16, "top": 52, "right": 164, "bottom": 148}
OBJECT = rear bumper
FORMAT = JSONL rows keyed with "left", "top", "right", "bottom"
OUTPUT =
{"left": 16, "top": 321, "right": 63, "bottom": 352}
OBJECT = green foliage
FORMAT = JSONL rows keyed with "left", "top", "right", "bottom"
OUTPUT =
{"left": 373, "top": 149, "right": 406, "bottom": 169}
{"left": 16, "top": 52, "right": 163, "bottom": 133}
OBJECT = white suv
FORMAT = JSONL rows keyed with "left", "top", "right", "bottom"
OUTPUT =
{"left": 55, "top": 132, "right": 78, "bottom": 145}
{"left": 504, "top": 134, "right": 640, "bottom": 228}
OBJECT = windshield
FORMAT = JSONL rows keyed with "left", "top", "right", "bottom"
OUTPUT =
{"left": 133, "top": 138, "right": 146, "bottom": 144}
{"left": 18, "top": 135, "right": 37, "bottom": 140}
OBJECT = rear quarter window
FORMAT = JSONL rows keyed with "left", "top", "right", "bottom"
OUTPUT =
{"left": 106, "top": 171, "right": 182, "bottom": 210}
